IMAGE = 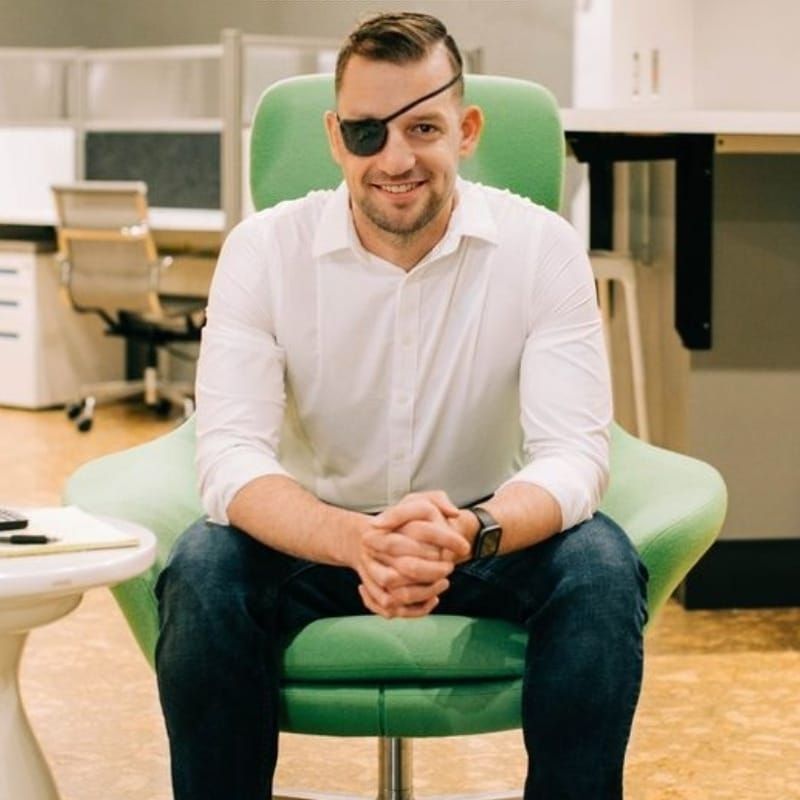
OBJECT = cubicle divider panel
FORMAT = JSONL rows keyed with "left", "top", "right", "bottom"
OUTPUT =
{"left": 85, "top": 132, "right": 221, "bottom": 211}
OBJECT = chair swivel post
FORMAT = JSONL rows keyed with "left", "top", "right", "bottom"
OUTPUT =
{"left": 378, "top": 738, "right": 414, "bottom": 800}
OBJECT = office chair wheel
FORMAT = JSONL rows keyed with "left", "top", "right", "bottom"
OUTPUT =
{"left": 72, "top": 397, "right": 96, "bottom": 433}
{"left": 155, "top": 399, "right": 173, "bottom": 418}
{"left": 66, "top": 400, "right": 85, "bottom": 420}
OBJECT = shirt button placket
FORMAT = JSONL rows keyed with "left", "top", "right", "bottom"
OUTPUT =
{"left": 387, "top": 279, "right": 420, "bottom": 503}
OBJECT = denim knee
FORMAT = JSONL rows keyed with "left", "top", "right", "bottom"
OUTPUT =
{"left": 157, "top": 518, "right": 253, "bottom": 612}
{"left": 548, "top": 512, "right": 649, "bottom": 628}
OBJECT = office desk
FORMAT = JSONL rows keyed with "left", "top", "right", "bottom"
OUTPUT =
{"left": 561, "top": 109, "right": 800, "bottom": 604}
{"left": 0, "top": 207, "right": 225, "bottom": 251}
{"left": 148, "top": 207, "right": 224, "bottom": 254}
{"left": 560, "top": 108, "right": 800, "bottom": 349}
{"left": 0, "top": 208, "right": 221, "bottom": 407}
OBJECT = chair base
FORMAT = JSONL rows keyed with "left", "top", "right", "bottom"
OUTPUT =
{"left": 67, "top": 366, "right": 194, "bottom": 432}
{"left": 275, "top": 738, "right": 521, "bottom": 800}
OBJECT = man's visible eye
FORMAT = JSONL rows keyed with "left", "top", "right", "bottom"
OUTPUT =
{"left": 412, "top": 123, "right": 439, "bottom": 136}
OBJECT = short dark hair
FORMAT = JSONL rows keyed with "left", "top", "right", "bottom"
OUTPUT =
{"left": 335, "top": 12, "right": 463, "bottom": 97}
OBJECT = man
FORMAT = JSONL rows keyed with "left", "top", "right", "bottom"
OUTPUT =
{"left": 156, "top": 12, "right": 648, "bottom": 800}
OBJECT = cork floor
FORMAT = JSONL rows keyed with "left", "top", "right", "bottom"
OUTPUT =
{"left": 2, "top": 404, "right": 799, "bottom": 800}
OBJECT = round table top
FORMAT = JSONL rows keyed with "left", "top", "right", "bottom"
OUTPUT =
{"left": 0, "top": 516, "right": 156, "bottom": 601}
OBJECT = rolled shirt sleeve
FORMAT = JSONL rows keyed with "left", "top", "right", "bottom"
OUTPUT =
{"left": 499, "top": 213, "right": 612, "bottom": 531}
{"left": 195, "top": 216, "right": 291, "bottom": 524}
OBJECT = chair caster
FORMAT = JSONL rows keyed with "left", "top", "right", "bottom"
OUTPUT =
{"left": 155, "top": 399, "right": 173, "bottom": 418}
{"left": 69, "top": 397, "right": 96, "bottom": 433}
{"left": 66, "top": 400, "right": 85, "bottom": 420}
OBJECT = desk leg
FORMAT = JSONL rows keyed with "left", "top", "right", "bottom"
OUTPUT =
{"left": 0, "top": 595, "right": 82, "bottom": 800}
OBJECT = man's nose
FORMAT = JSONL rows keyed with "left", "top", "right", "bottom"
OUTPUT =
{"left": 374, "top": 125, "right": 416, "bottom": 175}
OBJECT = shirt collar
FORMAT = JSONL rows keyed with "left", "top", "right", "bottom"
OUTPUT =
{"left": 312, "top": 177, "right": 500, "bottom": 260}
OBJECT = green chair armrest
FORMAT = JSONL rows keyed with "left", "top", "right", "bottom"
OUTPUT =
{"left": 601, "top": 424, "right": 727, "bottom": 617}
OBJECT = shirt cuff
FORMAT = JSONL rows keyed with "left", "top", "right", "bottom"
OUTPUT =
{"left": 199, "top": 451, "right": 292, "bottom": 525}
{"left": 498, "top": 456, "right": 605, "bottom": 532}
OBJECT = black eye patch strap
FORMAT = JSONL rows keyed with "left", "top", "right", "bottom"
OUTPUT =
{"left": 337, "top": 72, "right": 462, "bottom": 156}
{"left": 374, "top": 71, "right": 463, "bottom": 128}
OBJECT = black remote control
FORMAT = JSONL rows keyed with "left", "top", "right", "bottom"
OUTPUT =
{"left": 0, "top": 508, "right": 29, "bottom": 531}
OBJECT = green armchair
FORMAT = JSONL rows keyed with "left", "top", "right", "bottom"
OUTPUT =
{"left": 64, "top": 74, "right": 727, "bottom": 798}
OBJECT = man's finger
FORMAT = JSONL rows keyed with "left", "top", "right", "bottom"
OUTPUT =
{"left": 388, "top": 595, "right": 440, "bottom": 618}
{"left": 387, "top": 578, "right": 449, "bottom": 606}
{"left": 400, "top": 491, "right": 459, "bottom": 518}
{"left": 383, "top": 554, "right": 454, "bottom": 584}
{"left": 362, "top": 558, "right": 402, "bottom": 591}
{"left": 358, "top": 567, "right": 395, "bottom": 610}
{"left": 358, "top": 584, "right": 394, "bottom": 618}
{"left": 365, "top": 530, "right": 442, "bottom": 561}
{"left": 373, "top": 498, "right": 446, "bottom": 528}
{"left": 398, "top": 520, "right": 471, "bottom": 558}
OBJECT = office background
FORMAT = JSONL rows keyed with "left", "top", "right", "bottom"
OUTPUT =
{"left": 1, "top": 1, "right": 799, "bottom": 798}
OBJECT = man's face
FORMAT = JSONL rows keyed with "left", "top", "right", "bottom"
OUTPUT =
{"left": 325, "top": 45, "right": 482, "bottom": 249}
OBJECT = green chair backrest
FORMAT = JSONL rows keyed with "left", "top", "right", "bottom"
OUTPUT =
{"left": 250, "top": 74, "right": 564, "bottom": 213}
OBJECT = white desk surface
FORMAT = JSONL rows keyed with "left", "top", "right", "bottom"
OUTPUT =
{"left": 0, "top": 207, "right": 225, "bottom": 233}
{"left": 0, "top": 517, "right": 156, "bottom": 601}
{"left": 149, "top": 207, "right": 225, "bottom": 232}
{"left": 559, "top": 107, "right": 800, "bottom": 136}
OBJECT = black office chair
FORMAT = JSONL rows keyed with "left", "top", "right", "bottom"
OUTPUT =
{"left": 52, "top": 181, "right": 204, "bottom": 432}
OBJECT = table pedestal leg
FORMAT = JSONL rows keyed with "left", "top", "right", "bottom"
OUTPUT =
{"left": 0, "top": 595, "right": 82, "bottom": 800}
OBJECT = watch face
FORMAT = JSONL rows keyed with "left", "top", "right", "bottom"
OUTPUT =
{"left": 476, "top": 526, "right": 501, "bottom": 558}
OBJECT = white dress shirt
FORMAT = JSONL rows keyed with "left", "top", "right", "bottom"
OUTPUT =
{"left": 196, "top": 178, "right": 612, "bottom": 531}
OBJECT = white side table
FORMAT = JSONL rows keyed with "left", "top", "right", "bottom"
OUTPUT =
{"left": 0, "top": 516, "right": 156, "bottom": 800}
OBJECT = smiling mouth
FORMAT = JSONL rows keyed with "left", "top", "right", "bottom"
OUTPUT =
{"left": 375, "top": 181, "right": 425, "bottom": 194}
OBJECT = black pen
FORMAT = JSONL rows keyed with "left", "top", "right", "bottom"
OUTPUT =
{"left": 0, "top": 534, "right": 58, "bottom": 544}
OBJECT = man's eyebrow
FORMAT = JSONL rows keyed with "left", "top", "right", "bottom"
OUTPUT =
{"left": 399, "top": 109, "right": 449, "bottom": 124}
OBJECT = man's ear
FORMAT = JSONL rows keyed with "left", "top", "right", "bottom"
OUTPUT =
{"left": 324, "top": 110, "right": 344, "bottom": 166}
{"left": 458, "top": 105, "right": 484, "bottom": 158}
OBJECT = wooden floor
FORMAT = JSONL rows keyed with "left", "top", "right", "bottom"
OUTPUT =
{"left": 2, "top": 404, "right": 799, "bottom": 800}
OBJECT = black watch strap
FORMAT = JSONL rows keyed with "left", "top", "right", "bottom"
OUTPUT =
{"left": 469, "top": 506, "right": 502, "bottom": 560}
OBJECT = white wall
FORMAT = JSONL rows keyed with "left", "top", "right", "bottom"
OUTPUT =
{"left": 693, "top": 0, "right": 800, "bottom": 111}
{"left": 573, "top": 0, "right": 800, "bottom": 111}
{"left": 0, "top": 0, "right": 574, "bottom": 106}
{"left": 0, "top": 0, "right": 79, "bottom": 47}
{"left": 0, "top": 0, "right": 281, "bottom": 47}
{"left": 268, "top": 0, "right": 575, "bottom": 104}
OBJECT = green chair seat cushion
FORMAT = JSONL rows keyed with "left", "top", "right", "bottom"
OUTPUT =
{"left": 282, "top": 616, "right": 526, "bottom": 682}
{"left": 280, "top": 616, "right": 527, "bottom": 736}
{"left": 281, "top": 678, "right": 523, "bottom": 737}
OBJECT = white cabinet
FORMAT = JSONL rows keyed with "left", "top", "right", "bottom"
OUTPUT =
{"left": 0, "top": 242, "right": 123, "bottom": 409}
{"left": 573, "top": 0, "right": 693, "bottom": 108}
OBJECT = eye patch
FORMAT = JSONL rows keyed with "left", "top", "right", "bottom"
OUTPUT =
{"left": 337, "top": 72, "right": 462, "bottom": 156}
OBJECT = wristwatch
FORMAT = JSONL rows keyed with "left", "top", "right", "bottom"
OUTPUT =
{"left": 468, "top": 506, "right": 502, "bottom": 559}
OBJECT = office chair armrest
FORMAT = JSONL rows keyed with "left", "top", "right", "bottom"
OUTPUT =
{"left": 63, "top": 416, "right": 202, "bottom": 569}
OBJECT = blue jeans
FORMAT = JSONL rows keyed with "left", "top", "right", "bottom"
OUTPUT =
{"left": 155, "top": 512, "right": 648, "bottom": 800}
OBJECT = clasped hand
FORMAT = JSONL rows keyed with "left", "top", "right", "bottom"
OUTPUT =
{"left": 353, "top": 491, "right": 471, "bottom": 619}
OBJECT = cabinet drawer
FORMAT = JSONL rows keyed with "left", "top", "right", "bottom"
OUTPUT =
{"left": 0, "top": 301, "right": 24, "bottom": 331}
{"left": 0, "top": 331, "right": 36, "bottom": 407}
{"left": 0, "top": 252, "right": 36, "bottom": 290}
{"left": 0, "top": 267, "right": 34, "bottom": 292}
{"left": 0, "top": 288, "right": 34, "bottom": 330}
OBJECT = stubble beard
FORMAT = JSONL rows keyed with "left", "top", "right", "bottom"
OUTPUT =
{"left": 357, "top": 183, "right": 448, "bottom": 242}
